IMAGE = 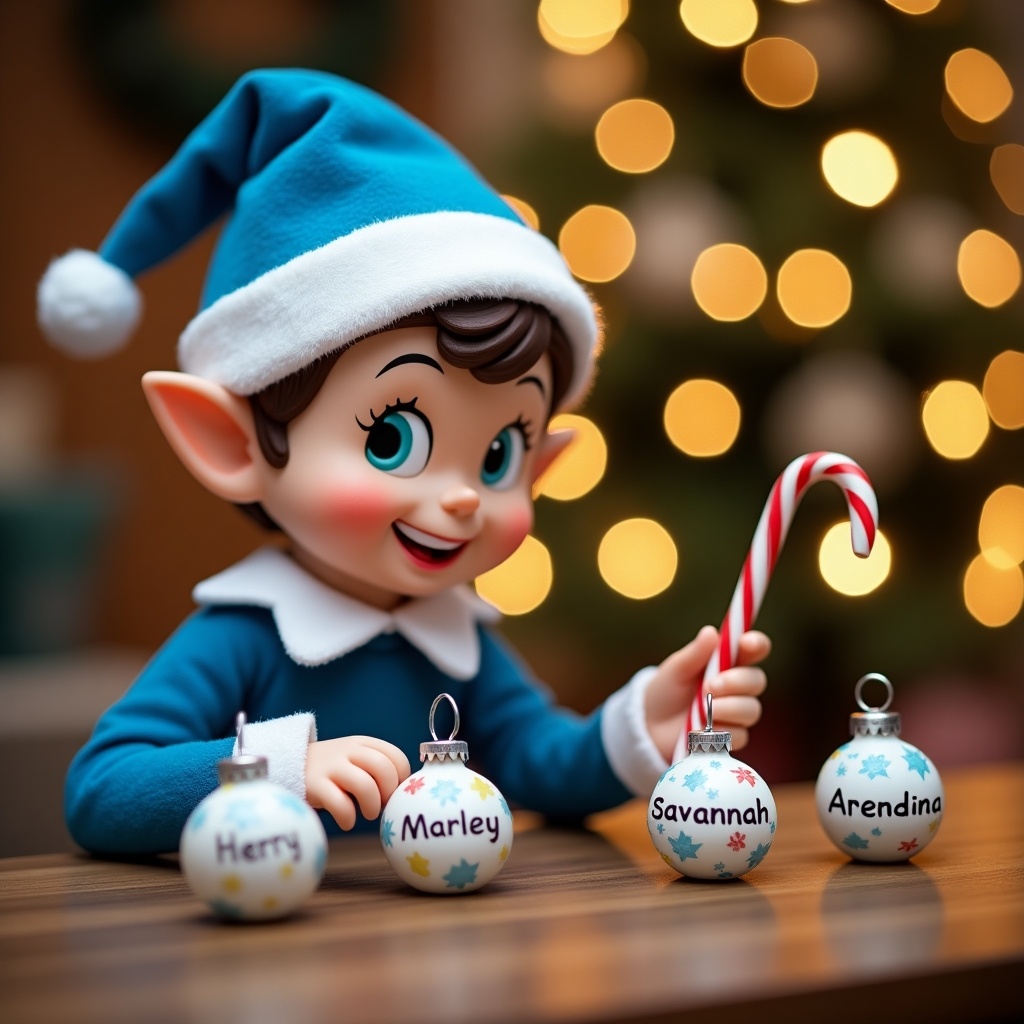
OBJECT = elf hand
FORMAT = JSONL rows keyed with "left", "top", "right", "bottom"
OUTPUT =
{"left": 305, "top": 736, "right": 411, "bottom": 830}
{"left": 643, "top": 626, "right": 770, "bottom": 762}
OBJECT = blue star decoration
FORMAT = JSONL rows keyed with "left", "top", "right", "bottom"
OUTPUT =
{"left": 902, "top": 746, "right": 931, "bottom": 780}
{"left": 837, "top": 763, "right": 848, "bottom": 777}
{"left": 380, "top": 818, "right": 395, "bottom": 848}
{"left": 429, "top": 779, "right": 461, "bottom": 806}
{"left": 769, "top": 819, "right": 776, "bottom": 834}
{"left": 188, "top": 806, "right": 208, "bottom": 831}
{"left": 668, "top": 830, "right": 703, "bottom": 861}
{"left": 859, "top": 754, "right": 891, "bottom": 780}
{"left": 713, "top": 862, "right": 733, "bottom": 879}
{"left": 209, "top": 898, "right": 244, "bottom": 920}
{"left": 844, "top": 832, "right": 870, "bottom": 850}
{"left": 746, "top": 843, "right": 771, "bottom": 871}
{"left": 709, "top": 760, "right": 722, "bottom": 769}
{"left": 707, "top": 789, "right": 719, "bottom": 800}
{"left": 443, "top": 859, "right": 479, "bottom": 890}
{"left": 683, "top": 768, "right": 708, "bottom": 792}
{"left": 656, "top": 823, "right": 665, "bottom": 834}
{"left": 223, "top": 797, "right": 262, "bottom": 829}
{"left": 499, "top": 796, "right": 512, "bottom": 817}
{"left": 871, "top": 827, "right": 882, "bottom": 837}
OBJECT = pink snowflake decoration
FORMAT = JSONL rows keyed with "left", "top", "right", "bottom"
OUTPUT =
{"left": 727, "top": 832, "right": 746, "bottom": 851}
{"left": 898, "top": 838, "right": 918, "bottom": 852}
{"left": 731, "top": 767, "right": 757, "bottom": 787}
{"left": 404, "top": 777, "right": 425, "bottom": 795}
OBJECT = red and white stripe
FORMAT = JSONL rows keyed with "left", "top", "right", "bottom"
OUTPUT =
{"left": 672, "top": 451, "right": 878, "bottom": 762}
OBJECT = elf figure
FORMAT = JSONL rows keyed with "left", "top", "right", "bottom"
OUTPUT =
{"left": 39, "top": 69, "right": 769, "bottom": 855}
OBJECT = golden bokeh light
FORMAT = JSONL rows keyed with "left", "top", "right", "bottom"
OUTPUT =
{"left": 990, "top": 144, "right": 1024, "bottom": 215}
{"left": 475, "top": 534, "right": 553, "bottom": 615}
{"left": 595, "top": 98, "right": 675, "bottom": 174}
{"left": 690, "top": 243, "right": 768, "bottom": 321}
{"left": 963, "top": 554, "right": 1023, "bottom": 627}
{"left": 664, "top": 379, "right": 741, "bottom": 457}
{"left": 921, "top": 380, "right": 989, "bottom": 459}
{"left": 501, "top": 194, "right": 540, "bottom": 231}
{"left": 957, "top": 229, "right": 1022, "bottom": 308}
{"left": 776, "top": 249, "right": 852, "bottom": 328}
{"left": 819, "top": 523, "right": 892, "bottom": 596}
{"left": 679, "top": 0, "right": 757, "bottom": 49}
{"left": 541, "top": 34, "right": 643, "bottom": 123}
{"left": 944, "top": 48, "right": 1014, "bottom": 124}
{"left": 885, "top": 0, "right": 942, "bottom": 13}
{"left": 742, "top": 37, "right": 818, "bottom": 109}
{"left": 535, "top": 414, "right": 608, "bottom": 500}
{"left": 821, "top": 131, "right": 898, "bottom": 207}
{"left": 983, "top": 350, "right": 1024, "bottom": 430}
{"left": 558, "top": 204, "right": 636, "bottom": 282}
{"left": 979, "top": 485, "right": 1024, "bottom": 569}
{"left": 538, "top": 0, "right": 629, "bottom": 55}
{"left": 598, "top": 518, "right": 678, "bottom": 599}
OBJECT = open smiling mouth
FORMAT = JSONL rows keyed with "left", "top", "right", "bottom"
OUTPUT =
{"left": 392, "top": 521, "right": 468, "bottom": 568}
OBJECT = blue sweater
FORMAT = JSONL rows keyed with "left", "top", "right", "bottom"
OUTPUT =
{"left": 65, "top": 604, "right": 632, "bottom": 855}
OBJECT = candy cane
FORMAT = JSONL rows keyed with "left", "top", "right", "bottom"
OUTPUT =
{"left": 672, "top": 451, "right": 878, "bottom": 762}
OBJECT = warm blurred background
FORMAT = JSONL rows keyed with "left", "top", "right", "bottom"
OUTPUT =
{"left": 1, "top": 0, "right": 1021, "bottom": 855}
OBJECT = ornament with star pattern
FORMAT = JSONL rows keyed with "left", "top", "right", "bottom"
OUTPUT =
{"left": 380, "top": 693, "right": 513, "bottom": 894}
{"left": 179, "top": 713, "right": 328, "bottom": 920}
{"left": 648, "top": 695, "right": 777, "bottom": 880}
{"left": 815, "top": 674, "right": 943, "bottom": 862}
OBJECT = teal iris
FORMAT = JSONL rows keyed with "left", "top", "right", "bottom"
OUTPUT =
{"left": 365, "top": 410, "right": 431, "bottom": 476}
{"left": 481, "top": 427, "right": 524, "bottom": 489}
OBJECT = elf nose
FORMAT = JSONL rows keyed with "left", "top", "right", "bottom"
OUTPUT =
{"left": 441, "top": 484, "right": 481, "bottom": 517}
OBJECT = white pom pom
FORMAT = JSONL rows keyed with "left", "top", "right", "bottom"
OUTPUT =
{"left": 37, "top": 249, "right": 142, "bottom": 358}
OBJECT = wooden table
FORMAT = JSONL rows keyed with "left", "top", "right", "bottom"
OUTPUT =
{"left": 1, "top": 763, "right": 1021, "bottom": 1024}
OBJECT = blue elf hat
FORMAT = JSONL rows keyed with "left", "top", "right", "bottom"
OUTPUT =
{"left": 37, "top": 68, "right": 598, "bottom": 408}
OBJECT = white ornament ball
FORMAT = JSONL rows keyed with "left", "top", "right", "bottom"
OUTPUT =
{"left": 381, "top": 755, "right": 513, "bottom": 894}
{"left": 815, "top": 674, "right": 943, "bottom": 863}
{"left": 648, "top": 745, "right": 777, "bottom": 880}
{"left": 180, "top": 766, "right": 327, "bottom": 921}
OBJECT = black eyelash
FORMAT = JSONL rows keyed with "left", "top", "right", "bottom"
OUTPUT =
{"left": 512, "top": 414, "right": 535, "bottom": 450}
{"left": 356, "top": 397, "right": 420, "bottom": 432}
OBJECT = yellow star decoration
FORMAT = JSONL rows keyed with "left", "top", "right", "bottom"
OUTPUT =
{"left": 660, "top": 852, "right": 673, "bottom": 866}
{"left": 407, "top": 851, "right": 430, "bottom": 877}
{"left": 499, "top": 844, "right": 509, "bottom": 862}
{"left": 221, "top": 874, "right": 243, "bottom": 893}
{"left": 470, "top": 776, "right": 495, "bottom": 799}
{"left": 830, "top": 749, "right": 841, "bottom": 760}
{"left": 262, "top": 896, "right": 279, "bottom": 911}
{"left": 928, "top": 818, "right": 940, "bottom": 833}
{"left": 280, "top": 863, "right": 294, "bottom": 879}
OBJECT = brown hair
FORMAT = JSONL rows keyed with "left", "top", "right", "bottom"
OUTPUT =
{"left": 239, "top": 298, "right": 573, "bottom": 530}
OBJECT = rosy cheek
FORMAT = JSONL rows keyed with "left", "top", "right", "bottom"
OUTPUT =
{"left": 494, "top": 503, "right": 533, "bottom": 559}
{"left": 321, "top": 481, "right": 396, "bottom": 533}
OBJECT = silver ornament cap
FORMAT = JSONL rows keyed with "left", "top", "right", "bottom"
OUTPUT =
{"left": 849, "top": 673, "right": 901, "bottom": 738}
{"left": 419, "top": 693, "right": 470, "bottom": 763}
{"left": 216, "top": 711, "right": 270, "bottom": 783}
{"left": 687, "top": 693, "right": 733, "bottom": 753}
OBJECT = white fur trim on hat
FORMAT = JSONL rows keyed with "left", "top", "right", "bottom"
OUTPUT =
{"left": 37, "top": 249, "right": 142, "bottom": 359}
{"left": 179, "top": 211, "right": 598, "bottom": 409}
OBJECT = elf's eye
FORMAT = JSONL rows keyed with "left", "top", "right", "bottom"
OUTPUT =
{"left": 481, "top": 425, "right": 527, "bottom": 490}
{"left": 361, "top": 403, "right": 432, "bottom": 477}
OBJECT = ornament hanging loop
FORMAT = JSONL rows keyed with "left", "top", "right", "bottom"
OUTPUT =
{"left": 855, "top": 673, "right": 894, "bottom": 712}
{"left": 429, "top": 693, "right": 460, "bottom": 742}
{"left": 236, "top": 711, "right": 248, "bottom": 753}
{"left": 704, "top": 692, "right": 714, "bottom": 732}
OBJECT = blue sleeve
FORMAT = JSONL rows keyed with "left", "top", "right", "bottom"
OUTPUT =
{"left": 461, "top": 627, "right": 632, "bottom": 820}
{"left": 64, "top": 607, "right": 278, "bottom": 855}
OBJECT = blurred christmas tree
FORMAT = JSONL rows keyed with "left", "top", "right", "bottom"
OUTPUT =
{"left": 469, "top": 0, "right": 1023, "bottom": 777}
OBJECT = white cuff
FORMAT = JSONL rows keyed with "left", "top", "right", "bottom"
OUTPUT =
{"left": 601, "top": 666, "right": 670, "bottom": 798}
{"left": 233, "top": 712, "right": 317, "bottom": 799}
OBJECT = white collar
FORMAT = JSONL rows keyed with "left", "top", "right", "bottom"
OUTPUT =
{"left": 192, "top": 547, "right": 500, "bottom": 680}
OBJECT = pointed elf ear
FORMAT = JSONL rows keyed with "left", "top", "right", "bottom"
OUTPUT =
{"left": 531, "top": 428, "right": 576, "bottom": 487}
{"left": 142, "top": 371, "right": 264, "bottom": 504}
